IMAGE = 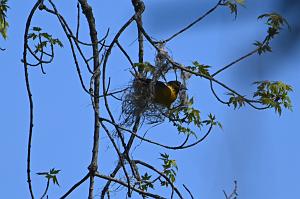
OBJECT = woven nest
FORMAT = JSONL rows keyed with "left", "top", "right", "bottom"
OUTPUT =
{"left": 121, "top": 78, "right": 169, "bottom": 126}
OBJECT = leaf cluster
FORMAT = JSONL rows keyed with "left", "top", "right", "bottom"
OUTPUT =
{"left": 227, "top": 93, "right": 246, "bottom": 109}
{"left": 187, "top": 61, "right": 211, "bottom": 77}
{"left": 221, "top": 0, "right": 245, "bottom": 18}
{"left": 159, "top": 153, "right": 178, "bottom": 187}
{"left": 27, "top": 26, "right": 63, "bottom": 54}
{"left": 203, "top": 113, "right": 223, "bottom": 129}
{"left": 253, "top": 81, "right": 293, "bottom": 115}
{"left": 254, "top": 13, "right": 289, "bottom": 55}
{"left": 37, "top": 168, "right": 61, "bottom": 186}
{"left": 169, "top": 98, "right": 201, "bottom": 136}
{"left": 140, "top": 172, "right": 154, "bottom": 192}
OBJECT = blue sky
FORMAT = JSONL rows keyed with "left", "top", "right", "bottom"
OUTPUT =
{"left": 1, "top": 1, "right": 299, "bottom": 198}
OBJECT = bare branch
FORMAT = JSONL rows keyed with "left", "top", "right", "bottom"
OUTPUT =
{"left": 23, "top": 1, "right": 44, "bottom": 198}
{"left": 162, "top": 0, "right": 223, "bottom": 43}
{"left": 77, "top": 1, "right": 101, "bottom": 198}
{"left": 183, "top": 184, "right": 195, "bottom": 199}
{"left": 40, "top": 179, "right": 50, "bottom": 199}
{"left": 60, "top": 173, "right": 90, "bottom": 199}
{"left": 223, "top": 181, "right": 238, "bottom": 199}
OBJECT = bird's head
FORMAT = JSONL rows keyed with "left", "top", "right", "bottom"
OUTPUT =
{"left": 167, "top": 81, "right": 186, "bottom": 94}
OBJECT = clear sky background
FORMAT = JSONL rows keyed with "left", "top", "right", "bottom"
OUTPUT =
{"left": 1, "top": 1, "right": 299, "bottom": 199}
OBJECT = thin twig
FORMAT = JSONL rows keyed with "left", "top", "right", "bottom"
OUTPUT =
{"left": 223, "top": 180, "right": 238, "bottom": 199}
{"left": 76, "top": 2, "right": 80, "bottom": 39}
{"left": 162, "top": 0, "right": 222, "bottom": 43}
{"left": 42, "top": 2, "right": 92, "bottom": 94}
{"left": 40, "top": 179, "right": 50, "bottom": 199}
{"left": 183, "top": 184, "right": 194, "bottom": 199}
{"left": 116, "top": 40, "right": 138, "bottom": 74}
{"left": 101, "top": 117, "right": 214, "bottom": 150}
{"left": 60, "top": 173, "right": 90, "bottom": 199}
{"left": 212, "top": 37, "right": 269, "bottom": 77}
{"left": 212, "top": 49, "right": 258, "bottom": 77}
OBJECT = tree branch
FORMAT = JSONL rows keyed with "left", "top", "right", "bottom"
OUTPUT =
{"left": 162, "top": 0, "right": 223, "bottom": 43}
{"left": 23, "top": 1, "right": 44, "bottom": 198}
{"left": 77, "top": 1, "right": 101, "bottom": 198}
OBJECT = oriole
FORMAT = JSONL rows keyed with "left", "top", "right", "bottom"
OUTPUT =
{"left": 136, "top": 78, "right": 183, "bottom": 108}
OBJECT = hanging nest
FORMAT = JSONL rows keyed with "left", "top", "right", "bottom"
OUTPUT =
{"left": 121, "top": 78, "right": 168, "bottom": 126}
{"left": 121, "top": 43, "right": 190, "bottom": 126}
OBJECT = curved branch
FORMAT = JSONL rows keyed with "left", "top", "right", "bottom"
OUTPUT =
{"left": 23, "top": 1, "right": 43, "bottom": 198}
{"left": 183, "top": 184, "right": 194, "bottom": 199}
{"left": 40, "top": 179, "right": 50, "bottom": 199}
{"left": 100, "top": 117, "right": 214, "bottom": 150}
{"left": 116, "top": 40, "right": 138, "bottom": 74}
{"left": 209, "top": 80, "right": 230, "bottom": 105}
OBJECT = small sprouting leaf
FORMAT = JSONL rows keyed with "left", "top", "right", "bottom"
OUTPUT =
{"left": 36, "top": 168, "right": 61, "bottom": 186}
{"left": 203, "top": 113, "right": 222, "bottom": 129}
{"left": 32, "top": 26, "right": 42, "bottom": 32}
{"left": 191, "top": 61, "right": 211, "bottom": 77}
{"left": 27, "top": 33, "right": 37, "bottom": 40}
{"left": 222, "top": 0, "right": 245, "bottom": 18}
{"left": 258, "top": 13, "right": 290, "bottom": 30}
{"left": 257, "top": 13, "right": 290, "bottom": 47}
{"left": 253, "top": 41, "right": 272, "bottom": 55}
{"left": 50, "top": 168, "right": 61, "bottom": 175}
{"left": 52, "top": 38, "right": 63, "bottom": 47}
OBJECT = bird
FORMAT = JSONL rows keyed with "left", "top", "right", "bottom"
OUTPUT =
{"left": 134, "top": 78, "right": 183, "bottom": 108}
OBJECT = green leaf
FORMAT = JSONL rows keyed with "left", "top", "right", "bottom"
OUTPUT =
{"left": 0, "top": 0, "right": 9, "bottom": 39}
{"left": 32, "top": 26, "right": 42, "bottom": 32}
{"left": 0, "top": 20, "right": 8, "bottom": 39}
{"left": 159, "top": 153, "right": 178, "bottom": 185}
{"left": 222, "top": 0, "right": 245, "bottom": 18}
{"left": 191, "top": 61, "right": 211, "bottom": 77}
{"left": 227, "top": 93, "right": 246, "bottom": 109}
{"left": 236, "top": 0, "right": 245, "bottom": 5}
{"left": 36, "top": 168, "right": 61, "bottom": 187}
